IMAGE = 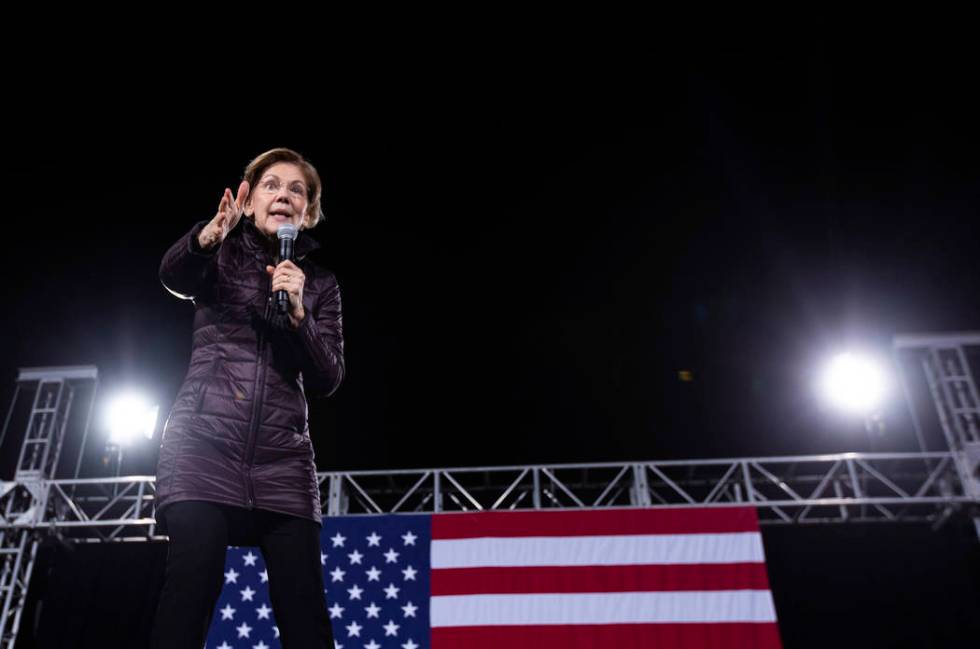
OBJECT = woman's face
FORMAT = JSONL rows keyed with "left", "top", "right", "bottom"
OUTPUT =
{"left": 246, "top": 162, "right": 310, "bottom": 236}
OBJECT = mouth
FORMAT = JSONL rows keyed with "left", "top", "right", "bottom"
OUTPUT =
{"left": 268, "top": 210, "right": 292, "bottom": 221}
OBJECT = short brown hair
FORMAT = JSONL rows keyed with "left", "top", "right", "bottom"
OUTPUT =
{"left": 243, "top": 148, "right": 325, "bottom": 229}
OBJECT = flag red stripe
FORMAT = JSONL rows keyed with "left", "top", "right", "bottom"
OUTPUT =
{"left": 432, "top": 507, "right": 760, "bottom": 538}
{"left": 432, "top": 622, "right": 783, "bottom": 649}
{"left": 430, "top": 562, "right": 771, "bottom": 595}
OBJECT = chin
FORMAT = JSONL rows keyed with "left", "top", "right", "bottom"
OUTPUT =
{"left": 264, "top": 218, "right": 300, "bottom": 232}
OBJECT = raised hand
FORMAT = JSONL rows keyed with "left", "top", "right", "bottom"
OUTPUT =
{"left": 198, "top": 180, "right": 249, "bottom": 249}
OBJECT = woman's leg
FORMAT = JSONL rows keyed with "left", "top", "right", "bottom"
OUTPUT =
{"left": 151, "top": 501, "right": 230, "bottom": 649}
{"left": 257, "top": 511, "right": 335, "bottom": 648}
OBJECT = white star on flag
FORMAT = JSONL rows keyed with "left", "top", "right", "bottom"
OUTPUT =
{"left": 240, "top": 586, "right": 256, "bottom": 602}
{"left": 321, "top": 552, "right": 328, "bottom": 565}
{"left": 331, "top": 532, "right": 346, "bottom": 547}
{"left": 217, "top": 642, "right": 232, "bottom": 649}
{"left": 219, "top": 604, "right": 235, "bottom": 620}
{"left": 384, "top": 583, "right": 400, "bottom": 599}
{"left": 330, "top": 566, "right": 346, "bottom": 582}
{"left": 256, "top": 603, "right": 272, "bottom": 620}
{"left": 365, "top": 640, "right": 381, "bottom": 649}
{"left": 224, "top": 568, "right": 239, "bottom": 584}
{"left": 329, "top": 602, "right": 345, "bottom": 619}
{"left": 345, "top": 620, "right": 362, "bottom": 637}
{"left": 402, "top": 640, "right": 419, "bottom": 649}
{"left": 401, "top": 565, "right": 417, "bottom": 581}
{"left": 384, "top": 620, "right": 400, "bottom": 636}
{"left": 259, "top": 570, "right": 268, "bottom": 583}
{"left": 364, "top": 602, "right": 381, "bottom": 618}
{"left": 253, "top": 641, "right": 269, "bottom": 649}
{"left": 242, "top": 551, "right": 258, "bottom": 567}
{"left": 401, "top": 601, "right": 417, "bottom": 617}
{"left": 365, "top": 566, "right": 381, "bottom": 581}
{"left": 236, "top": 622, "right": 252, "bottom": 638}
{"left": 384, "top": 548, "right": 399, "bottom": 563}
{"left": 366, "top": 532, "right": 382, "bottom": 546}
{"left": 348, "top": 549, "right": 364, "bottom": 565}
{"left": 401, "top": 531, "right": 417, "bottom": 546}
{"left": 347, "top": 584, "right": 364, "bottom": 600}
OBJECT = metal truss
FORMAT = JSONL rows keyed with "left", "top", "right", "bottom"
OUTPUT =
{"left": 0, "top": 366, "right": 98, "bottom": 649}
{"left": 322, "top": 451, "right": 976, "bottom": 526}
{"left": 0, "top": 477, "right": 163, "bottom": 543}
{"left": 894, "top": 332, "right": 980, "bottom": 538}
{"left": 0, "top": 451, "right": 974, "bottom": 545}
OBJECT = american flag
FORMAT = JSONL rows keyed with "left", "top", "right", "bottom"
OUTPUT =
{"left": 207, "top": 507, "right": 781, "bottom": 648}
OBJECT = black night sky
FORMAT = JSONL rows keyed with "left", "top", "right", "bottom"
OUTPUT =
{"left": 1, "top": 31, "right": 978, "bottom": 647}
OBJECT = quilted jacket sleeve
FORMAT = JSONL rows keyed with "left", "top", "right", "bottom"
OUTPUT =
{"left": 290, "top": 271, "right": 346, "bottom": 398}
{"left": 159, "top": 221, "right": 217, "bottom": 300}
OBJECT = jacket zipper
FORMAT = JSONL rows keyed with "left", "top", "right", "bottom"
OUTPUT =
{"left": 243, "top": 294, "right": 273, "bottom": 509}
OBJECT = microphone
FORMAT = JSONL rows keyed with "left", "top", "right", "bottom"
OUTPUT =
{"left": 276, "top": 223, "right": 298, "bottom": 314}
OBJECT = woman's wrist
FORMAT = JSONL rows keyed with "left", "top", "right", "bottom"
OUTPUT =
{"left": 197, "top": 224, "right": 221, "bottom": 250}
{"left": 288, "top": 307, "right": 306, "bottom": 330}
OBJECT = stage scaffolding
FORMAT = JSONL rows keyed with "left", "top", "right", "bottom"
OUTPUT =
{"left": 0, "top": 451, "right": 974, "bottom": 544}
{"left": 0, "top": 331, "right": 979, "bottom": 646}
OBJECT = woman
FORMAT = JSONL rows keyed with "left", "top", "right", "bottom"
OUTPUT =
{"left": 151, "top": 148, "right": 344, "bottom": 648}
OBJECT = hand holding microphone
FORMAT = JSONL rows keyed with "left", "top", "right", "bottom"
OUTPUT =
{"left": 267, "top": 223, "right": 306, "bottom": 327}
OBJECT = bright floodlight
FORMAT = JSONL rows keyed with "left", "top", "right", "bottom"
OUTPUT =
{"left": 819, "top": 352, "right": 887, "bottom": 414}
{"left": 105, "top": 393, "right": 159, "bottom": 446}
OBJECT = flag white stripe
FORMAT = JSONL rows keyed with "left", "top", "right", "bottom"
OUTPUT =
{"left": 431, "top": 532, "right": 765, "bottom": 568}
{"left": 431, "top": 590, "right": 778, "bottom": 626}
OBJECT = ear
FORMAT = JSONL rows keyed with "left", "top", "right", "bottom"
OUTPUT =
{"left": 244, "top": 198, "right": 254, "bottom": 217}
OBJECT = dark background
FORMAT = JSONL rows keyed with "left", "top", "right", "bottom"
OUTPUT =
{"left": 1, "top": 29, "right": 978, "bottom": 647}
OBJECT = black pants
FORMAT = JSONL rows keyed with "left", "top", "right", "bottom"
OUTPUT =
{"left": 150, "top": 500, "right": 334, "bottom": 648}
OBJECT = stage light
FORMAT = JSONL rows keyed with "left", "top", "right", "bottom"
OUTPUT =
{"left": 105, "top": 392, "right": 159, "bottom": 446}
{"left": 819, "top": 352, "right": 887, "bottom": 415}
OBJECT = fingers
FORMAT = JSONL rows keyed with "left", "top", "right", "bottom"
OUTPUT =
{"left": 270, "top": 274, "right": 299, "bottom": 290}
{"left": 267, "top": 264, "right": 304, "bottom": 278}
{"left": 217, "top": 188, "right": 234, "bottom": 221}
{"left": 235, "top": 181, "right": 250, "bottom": 210}
{"left": 268, "top": 262, "right": 305, "bottom": 294}
{"left": 214, "top": 185, "right": 246, "bottom": 232}
{"left": 213, "top": 199, "right": 226, "bottom": 229}
{"left": 271, "top": 278, "right": 291, "bottom": 292}
{"left": 267, "top": 261, "right": 305, "bottom": 278}
{"left": 209, "top": 185, "right": 244, "bottom": 244}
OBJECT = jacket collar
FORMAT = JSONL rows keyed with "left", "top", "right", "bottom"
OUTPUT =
{"left": 240, "top": 217, "right": 320, "bottom": 259}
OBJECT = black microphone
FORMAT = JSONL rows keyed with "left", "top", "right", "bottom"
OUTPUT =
{"left": 276, "top": 223, "right": 298, "bottom": 314}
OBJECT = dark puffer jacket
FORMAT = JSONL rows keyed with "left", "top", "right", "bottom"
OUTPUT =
{"left": 154, "top": 217, "right": 344, "bottom": 524}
